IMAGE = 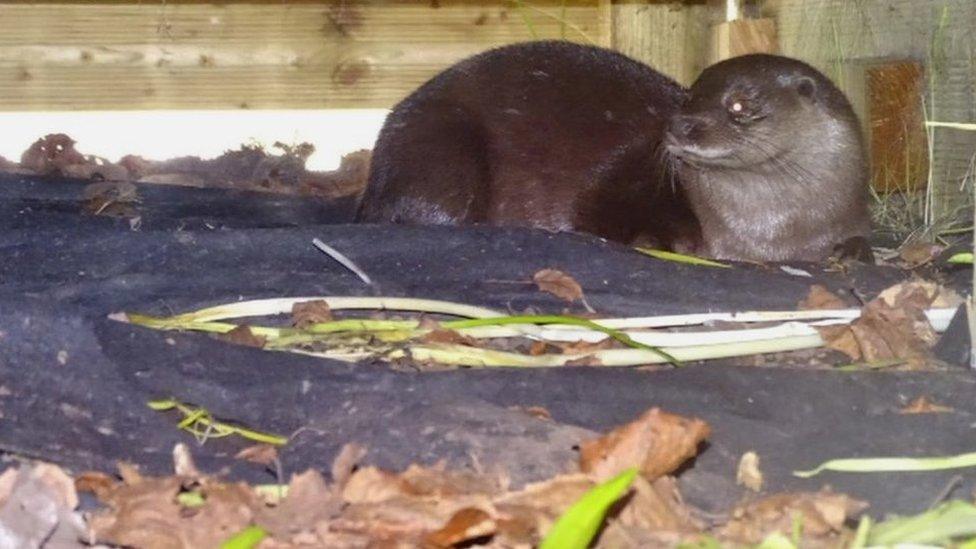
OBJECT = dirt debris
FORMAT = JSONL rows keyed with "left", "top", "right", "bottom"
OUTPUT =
{"left": 4, "top": 132, "right": 370, "bottom": 199}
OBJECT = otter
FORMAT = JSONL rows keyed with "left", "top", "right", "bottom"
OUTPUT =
{"left": 356, "top": 40, "right": 700, "bottom": 250}
{"left": 356, "top": 41, "right": 871, "bottom": 262}
{"left": 666, "top": 54, "right": 870, "bottom": 261}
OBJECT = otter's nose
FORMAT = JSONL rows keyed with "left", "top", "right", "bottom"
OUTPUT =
{"left": 670, "top": 114, "right": 708, "bottom": 138}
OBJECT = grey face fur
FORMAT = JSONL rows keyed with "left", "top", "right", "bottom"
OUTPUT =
{"left": 664, "top": 54, "right": 871, "bottom": 262}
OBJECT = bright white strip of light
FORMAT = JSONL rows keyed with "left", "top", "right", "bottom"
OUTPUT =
{"left": 0, "top": 109, "right": 388, "bottom": 171}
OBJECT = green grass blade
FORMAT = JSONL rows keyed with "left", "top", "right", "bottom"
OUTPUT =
{"left": 868, "top": 501, "right": 976, "bottom": 545}
{"left": 221, "top": 525, "right": 267, "bottom": 549}
{"left": 634, "top": 248, "right": 731, "bottom": 268}
{"left": 444, "top": 314, "right": 681, "bottom": 365}
{"left": 539, "top": 468, "right": 637, "bottom": 549}
{"left": 793, "top": 451, "right": 976, "bottom": 478}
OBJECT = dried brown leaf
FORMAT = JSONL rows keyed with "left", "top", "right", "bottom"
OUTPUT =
{"left": 578, "top": 408, "right": 711, "bottom": 482}
{"left": 0, "top": 468, "right": 15, "bottom": 504}
{"left": 172, "top": 443, "right": 201, "bottom": 478}
{"left": 217, "top": 325, "right": 267, "bottom": 348}
{"left": 719, "top": 490, "right": 867, "bottom": 544}
{"left": 898, "top": 242, "right": 943, "bottom": 267}
{"left": 421, "top": 329, "right": 479, "bottom": 347}
{"left": 423, "top": 507, "right": 496, "bottom": 548}
{"left": 342, "top": 464, "right": 499, "bottom": 505}
{"left": 614, "top": 475, "right": 700, "bottom": 533}
{"left": 879, "top": 280, "right": 963, "bottom": 312}
{"left": 533, "top": 268, "right": 584, "bottom": 302}
{"left": 816, "top": 324, "right": 863, "bottom": 360}
{"left": 292, "top": 300, "right": 333, "bottom": 329}
{"left": 235, "top": 443, "right": 279, "bottom": 466}
{"left": 494, "top": 474, "right": 595, "bottom": 544}
{"left": 257, "top": 469, "right": 342, "bottom": 539}
{"left": 798, "top": 285, "right": 848, "bottom": 310}
{"left": 818, "top": 286, "right": 938, "bottom": 363}
{"left": 736, "top": 452, "right": 763, "bottom": 492}
{"left": 528, "top": 340, "right": 550, "bottom": 355}
{"left": 900, "top": 395, "right": 953, "bottom": 414}
{"left": 116, "top": 462, "right": 143, "bottom": 485}
{"left": 331, "top": 442, "right": 368, "bottom": 491}
{"left": 75, "top": 471, "right": 117, "bottom": 502}
{"left": 89, "top": 475, "right": 260, "bottom": 549}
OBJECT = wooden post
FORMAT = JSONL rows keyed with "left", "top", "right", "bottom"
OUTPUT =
{"left": 708, "top": 18, "right": 779, "bottom": 64}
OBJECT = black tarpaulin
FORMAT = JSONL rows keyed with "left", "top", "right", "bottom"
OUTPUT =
{"left": 1, "top": 173, "right": 973, "bottom": 517}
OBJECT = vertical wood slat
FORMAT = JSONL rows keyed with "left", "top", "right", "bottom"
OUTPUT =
{"left": 0, "top": 1, "right": 611, "bottom": 111}
{"left": 866, "top": 61, "right": 929, "bottom": 193}
{"left": 611, "top": 2, "right": 710, "bottom": 86}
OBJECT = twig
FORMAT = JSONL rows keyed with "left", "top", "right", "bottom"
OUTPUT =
{"left": 313, "top": 238, "right": 373, "bottom": 286}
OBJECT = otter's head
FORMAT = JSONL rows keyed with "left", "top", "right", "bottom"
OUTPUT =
{"left": 665, "top": 54, "right": 861, "bottom": 171}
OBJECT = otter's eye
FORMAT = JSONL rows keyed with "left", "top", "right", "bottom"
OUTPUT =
{"left": 727, "top": 97, "right": 763, "bottom": 123}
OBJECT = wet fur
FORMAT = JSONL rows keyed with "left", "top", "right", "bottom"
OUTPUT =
{"left": 666, "top": 54, "right": 871, "bottom": 261}
{"left": 357, "top": 42, "right": 871, "bottom": 262}
{"left": 356, "top": 40, "right": 701, "bottom": 249}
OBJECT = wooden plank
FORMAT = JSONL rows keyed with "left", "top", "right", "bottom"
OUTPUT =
{"left": 612, "top": 2, "right": 710, "bottom": 86}
{"left": 708, "top": 18, "right": 778, "bottom": 64}
{"left": 0, "top": 1, "right": 608, "bottom": 111}
{"left": 866, "top": 60, "right": 929, "bottom": 193}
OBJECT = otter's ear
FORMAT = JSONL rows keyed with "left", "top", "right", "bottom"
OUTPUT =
{"left": 793, "top": 75, "right": 817, "bottom": 101}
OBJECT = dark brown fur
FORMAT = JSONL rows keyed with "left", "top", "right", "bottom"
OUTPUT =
{"left": 356, "top": 40, "right": 700, "bottom": 250}
{"left": 356, "top": 41, "right": 871, "bottom": 261}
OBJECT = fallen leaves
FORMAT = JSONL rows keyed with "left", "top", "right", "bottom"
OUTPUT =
{"left": 799, "top": 284, "right": 849, "bottom": 310}
{"left": 291, "top": 300, "right": 333, "bottom": 329}
{"left": 533, "top": 269, "right": 585, "bottom": 303}
{"left": 817, "top": 280, "right": 959, "bottom": 365}
{"left": 0, "top": 464, "right": 85, "bottom": 549}
{"left": 532, "top": 268, "right": 594, "bottom": 311}
{"left": 736, "top": 451, "right": 764, "bottom": 492}
{"left": 217, "top": 325, "right": 267, "bottom": 349}
{"left": 87, "top": 472, "right": 260, "bottom": 549}
{"left": 719, "top": 490, "right": 867, "bottom": 544}
{"left": 16, "top": 401, "right": 883, "bottom": 547}
{"left": 900, "top": 395, "right": 954, "bottom": 414}
{"left": 579, "top": 407, "right": 711, "bottom": 482}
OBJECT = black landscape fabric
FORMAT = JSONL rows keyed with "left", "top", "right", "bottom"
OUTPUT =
{"left": 1, "top": 173, "right": 974, "bottom": 517}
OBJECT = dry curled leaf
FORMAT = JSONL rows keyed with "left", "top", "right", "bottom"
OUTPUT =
{"left": 557, "top": 337, "right": 616, "bottom": 354}
{"left": 878, "top": 280, "right": 963, "bottom": 310}
{"left": 422, "top": 328, "right": 479, "bottom": 346}
{"left": 423, "top": 507, "right": 496, "bottom": 548}
{"left": 817, "top": 292, "right": 935, "bottom": 364}
{"left": 235, "top": 444, "right": 279, "bottom": 466}
{"left": 331, "top": 442, "right": 368, "bottom": 491}
{"left": 217, "top": 325, "right": 267, "bottom": 348}
{"left": 528, "top": 340, "right": 549, "bottom": 356}
{"left": 898, "top": 241, "right": 944, "bottom": 268}
{"left": 532, "top": 268, "right": 584, "bottom": 303}
{"left": 75, "top": 471, "right": 118, "bottom": 502}
{"left": 614, "top": 475, "right": 700, "bottom": 533}
{"left": 719, "top": 490, "right": 867, "bottom": 544}
{"left": 736, "top": 451, "right": 764, "bottom": 492}
{"left": 292, "top": 300, "right": 334, "bottom": 329}
{"left": 798, "top": 284, "right": 848, "bottom": 310}
{"left": 578, "top": 407, "right": 711, "bottom": 482}
{"left": 256, "top": 469, "right": 342, "bottom": 539}
{"left": 900, "top": 395, "right": 953, "bottom": 414}
{"left": 89, "top": 475, "right": 259, "bottom": 549}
